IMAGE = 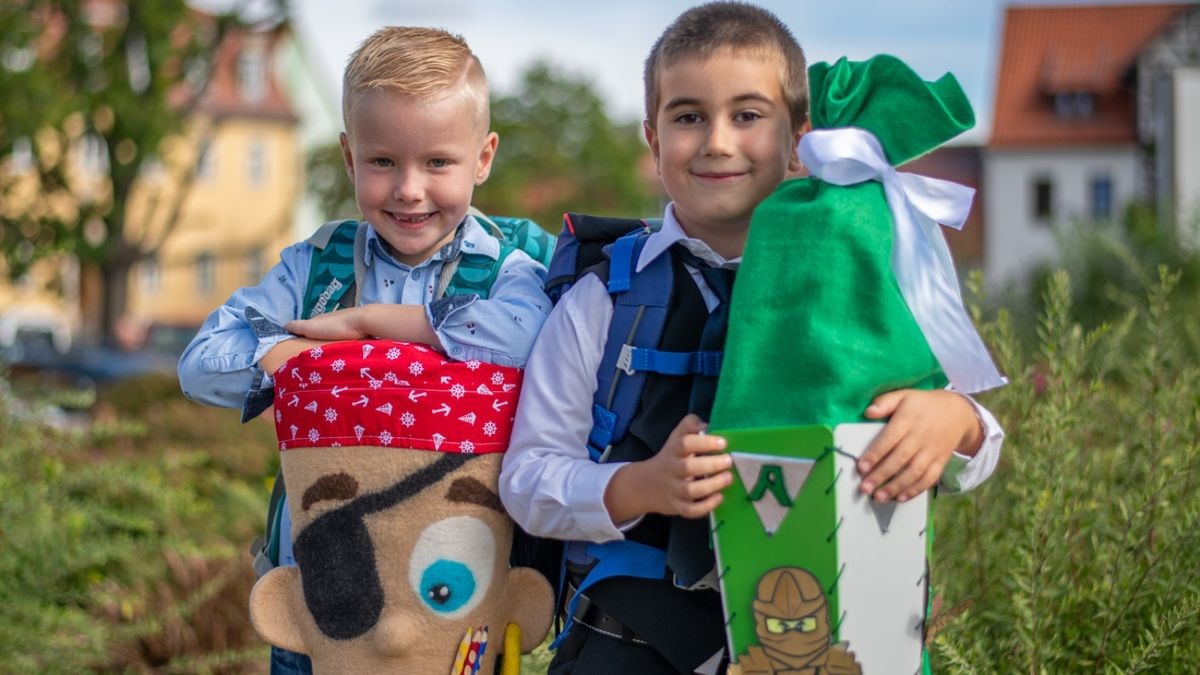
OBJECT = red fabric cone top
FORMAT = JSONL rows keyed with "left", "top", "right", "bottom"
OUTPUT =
{"left": 272, "top": 340, "right": 522, "bottom": 454}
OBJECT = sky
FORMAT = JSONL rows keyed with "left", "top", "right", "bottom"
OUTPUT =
{"left": 215, "top": 0, "right": 1174, "bottom": 145}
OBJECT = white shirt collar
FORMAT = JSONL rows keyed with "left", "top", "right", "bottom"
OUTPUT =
{"left": 636, "top": 202, "right": 740, "bottom": 272}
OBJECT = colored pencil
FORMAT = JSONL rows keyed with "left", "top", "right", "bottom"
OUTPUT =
{"left": 450, "top": 626, "right": 472, "bottom": 675}
{"left": 471, "top": 627, "right": 489, "bottom": 675}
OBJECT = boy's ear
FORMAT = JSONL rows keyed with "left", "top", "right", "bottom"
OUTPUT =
{"left": 474, "top": 131, "right": 499, "bottom": 185}
{"left": 643, "top": 120, "right": 662, "bottom": 175}
{"left": 249, "top": 566, "right": 309, "bottom": 655}
{"left": 339, "top": 132, "right": 355, "bottom": 182}
{"left": 787, "top": 120, "right": 812, "bottom": 174}
{"left": 506, "top": 566, "right": 555, "bottom": 652}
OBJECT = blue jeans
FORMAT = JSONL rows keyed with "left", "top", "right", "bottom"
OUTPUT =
{"left": 270, "top": 646, "right": 313, "bottom": 675}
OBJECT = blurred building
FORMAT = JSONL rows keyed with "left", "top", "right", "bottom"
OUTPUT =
{"left": 0, "top": 9, "right": 339, "bottom": 353}
{"left": 984, "top": 3, "right": 1200, "bottom": 288}
{"left": 121, "top": 19, "right": 339, "bottom": 331}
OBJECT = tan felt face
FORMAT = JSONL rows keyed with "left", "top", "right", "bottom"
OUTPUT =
{"left": 254, "top": 449, "right": 547, "bottom": 674}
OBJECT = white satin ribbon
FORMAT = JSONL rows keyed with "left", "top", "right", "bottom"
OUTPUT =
{"left": 798, "top": 127, "right": 1007, "bottom": 393}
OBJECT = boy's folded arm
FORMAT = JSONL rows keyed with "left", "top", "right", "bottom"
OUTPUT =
{"left": 286, "top": 304, "right": 438, "bottom": 345}
{"left": 499, "top": 275, "right": 632, "bottom": 543}
{"left": 427, "top": 251, "right": 550, "bottom": 367}
{"left": 177, "top": 242, "right": 310, "bottom": 412}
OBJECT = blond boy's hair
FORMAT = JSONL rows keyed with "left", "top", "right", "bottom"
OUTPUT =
{"left": 644, "top": 2, "right": 808, "bottom": 130}
{"left": 342, "top": 26, "right": 489, "bottom": 131}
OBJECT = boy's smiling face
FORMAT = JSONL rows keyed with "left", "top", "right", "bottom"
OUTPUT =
{"left": 645, "top": 49, "right": 802, "bottom": 249}
{"left": 340, "top": 87, "right": 497, "bottom": 267}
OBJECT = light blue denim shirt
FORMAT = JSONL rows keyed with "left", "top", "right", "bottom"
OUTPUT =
{"left": 179, "top": 216, "right": 549, "bottom": 567}
{"left": 178, "top": 215, "right": 550, "bottom": 419}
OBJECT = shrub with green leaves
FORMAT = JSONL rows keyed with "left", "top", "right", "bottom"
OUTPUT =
{"left": 0, "top": 378, "right": 275, "bottom": 673}
{"left": 932, "top": 269, "right": 1200, "bottom": 673}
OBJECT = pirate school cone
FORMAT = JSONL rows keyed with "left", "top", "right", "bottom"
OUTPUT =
{"left": 248, "top": 340, "right": 552, "bottom": 675}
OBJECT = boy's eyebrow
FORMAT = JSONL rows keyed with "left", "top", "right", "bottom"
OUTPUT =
{"left": 445, "top": 476, "right": 505, "bottom": 513}
{"left": 663, "top": 92, "right": 777, "bottom": 111}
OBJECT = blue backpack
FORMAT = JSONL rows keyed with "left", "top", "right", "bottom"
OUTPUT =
{"left": 521, "top": 213, "right": 728, "bottom": 645}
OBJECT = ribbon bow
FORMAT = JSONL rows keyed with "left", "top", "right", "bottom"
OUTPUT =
{"left": 798, "top": 127, "right": 1007, "bottom": 393}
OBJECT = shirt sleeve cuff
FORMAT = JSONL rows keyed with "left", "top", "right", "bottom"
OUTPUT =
{"left": 241, "top": 368, "right": 275, "bottom": 423}
{"left": 427, "top": 294, "right": 478, "bottom": 330}
{"left": 241, "top": 305, "right": 289, "bottom": 422}
{"left": 568, "top": 461, "right": 636, "bottom": 542}
{"left": 940, "top": 394, "right": 1004, "bottom": 493}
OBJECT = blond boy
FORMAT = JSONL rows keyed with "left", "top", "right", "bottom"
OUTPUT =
{"left": 178, "top": 27, "right": 549, "bottom": 675}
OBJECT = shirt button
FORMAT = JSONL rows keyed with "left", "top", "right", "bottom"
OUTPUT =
{"left": 410, "top": 269, "right": 420, "bottom": 280}
{"left": 452, "top": 347, "right": 462, "bottom": 355}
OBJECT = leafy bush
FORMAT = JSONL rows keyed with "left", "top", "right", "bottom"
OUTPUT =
{"left": 0, "top": 376, "right": 276, "bottom": 673}
{"left": 932, "top": 269, "right": 1200, "bottom": 673}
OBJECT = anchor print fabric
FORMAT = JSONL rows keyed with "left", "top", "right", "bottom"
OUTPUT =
{"left": 272, "top": 340, "right": 521, "bottom": 454}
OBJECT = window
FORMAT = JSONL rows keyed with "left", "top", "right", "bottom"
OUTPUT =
{"left": 247, "top": 139, "right": 267, "bottom": 187}
{"left": 140, "top": 258, "right": 161, "bottom": 294}
{"left": 237, "top": 50, "right": 266, "bottom": 103}
{"left": 1090, "top": 175, "right": 1113, "bottom": 220}
{"left": 196, "top": 252, "right": 215, "bottom": 295}
{"left": 1054, "top": 92, "right": 1095, "bottom": 119}
{"left": 195, "top": 139, "right": 214, "bottom": 180}
{"left": 1033, "top": 177, "right": 1054, "bottom": 221}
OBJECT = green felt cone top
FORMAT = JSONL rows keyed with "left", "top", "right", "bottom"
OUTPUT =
{"left": 808, "top": 54, "right": 974, "bottom": 166}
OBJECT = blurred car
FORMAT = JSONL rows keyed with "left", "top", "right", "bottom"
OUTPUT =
{"left": 0, "top": 305, "right": 72, "bottom": 358}
{"left": 4, "top": 322, "right": 197, "bottom": 384}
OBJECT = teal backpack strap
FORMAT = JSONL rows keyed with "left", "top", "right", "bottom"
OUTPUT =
{"left": 253, "top": 219, "right": 362, "bottom": 576}
{"left": 301, "top": 219, "right": 362, "bottom": 318}
{"left": 250, "top": 472, "right": 287, "bottom": 577}
{"left": 439, "top": 208, "right": 555, "bottom": 300}
{"left": 440, "top": 242, "right": 517, "bottom": 300}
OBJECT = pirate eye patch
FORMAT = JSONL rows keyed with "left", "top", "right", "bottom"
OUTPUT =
{"left": 295, "top": 453, "right": 473, "bottom": 640}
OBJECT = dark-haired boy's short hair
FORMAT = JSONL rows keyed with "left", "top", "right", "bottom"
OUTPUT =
{"left": 643, "top": 1, "right": 808, "bottom": 130}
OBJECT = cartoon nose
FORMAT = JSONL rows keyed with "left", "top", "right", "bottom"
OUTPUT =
{"left": 370, "top": 611, "right": 420, "bottom": 656}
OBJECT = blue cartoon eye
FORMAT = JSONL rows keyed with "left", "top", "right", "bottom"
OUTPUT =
{"left": 408, "top": 516, "right": 496, "bottom": 619}
{"left": 420, "top": 559, "right": 477, "bottom": 613}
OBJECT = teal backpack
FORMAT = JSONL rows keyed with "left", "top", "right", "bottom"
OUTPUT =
{"left": 250, "top": 209, "right": 555, "bottom": 576}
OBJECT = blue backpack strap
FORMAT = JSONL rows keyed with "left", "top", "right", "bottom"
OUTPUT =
{"left": 585, "top": 232, "right": 675, "bottom": 462}
{"left": 551, "top": 539, "right": 668, "bottom": 648}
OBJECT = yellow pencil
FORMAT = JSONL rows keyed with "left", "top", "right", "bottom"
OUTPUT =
{"left": 450, "top": 626, "right": 473, "bottom": 675}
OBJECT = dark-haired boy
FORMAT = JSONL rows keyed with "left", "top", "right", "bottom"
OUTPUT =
{"left": 500, "top": 3, "right": 1002, "bottom": 674}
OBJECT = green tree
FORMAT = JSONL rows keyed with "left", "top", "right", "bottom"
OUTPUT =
{"left": 0, "top": 0, "right": 281, "bottom": 344}
{"left": 306, "top": 60, "right": 661, "bottom": 232}
{"left": 476, "top": 61, "right": 660, "bottom": 230}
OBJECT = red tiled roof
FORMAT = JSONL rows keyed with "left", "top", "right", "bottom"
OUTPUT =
{"left": 990, "top": 3, "right": 1192, "bottom": 148}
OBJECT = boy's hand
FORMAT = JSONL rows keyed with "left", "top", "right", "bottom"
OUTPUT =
{"left": 604, "top": 414, "right": 734, "bottom": 524}
{"left": 285, "top": 308, "right": 369, "bottom": 341}
{"left": 856, "top": 389, "right": 983, "bottom": 503}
